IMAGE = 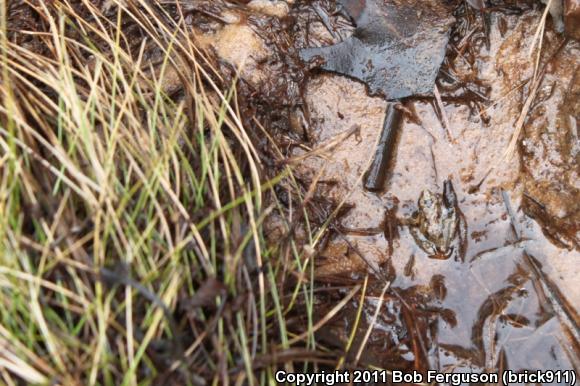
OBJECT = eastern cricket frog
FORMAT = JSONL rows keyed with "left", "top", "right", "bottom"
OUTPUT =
{"left": 406, "top": 180, "right": 467, "bottom": 261}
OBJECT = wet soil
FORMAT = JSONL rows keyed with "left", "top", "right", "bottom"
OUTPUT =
{"left": 181, "top": 0, "right": 578, "bottom": 377}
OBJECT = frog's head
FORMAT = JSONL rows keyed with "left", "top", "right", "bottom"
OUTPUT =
{"left": 418, "top": 190, "right": 437, "bottom": 212}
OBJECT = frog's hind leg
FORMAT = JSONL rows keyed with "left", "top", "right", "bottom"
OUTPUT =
{"left": 410, "top": 227, "right": 438, "bottom": 257}
{"left": 456, "top": 214, "right": 468, "bottom": 262}
{"left": 443, "top": 179, "right": 458, "bottom": 208}
{"left": 443, "top": 178, "right": 468, "bottom": 262}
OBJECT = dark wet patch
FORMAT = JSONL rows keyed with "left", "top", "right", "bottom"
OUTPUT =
{"left": 299, "top": 0, "right": 456, "bottom": 100}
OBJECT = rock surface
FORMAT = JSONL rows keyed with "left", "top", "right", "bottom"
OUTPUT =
{"left": 299, "top": 0, "right": 455, "bottom": 100}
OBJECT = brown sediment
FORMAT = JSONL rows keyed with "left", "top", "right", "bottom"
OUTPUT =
{"left": 519, "top": 38, "right": 580, "bottom": 250}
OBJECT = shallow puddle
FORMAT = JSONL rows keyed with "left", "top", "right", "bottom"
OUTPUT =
{"left": 186, "top": 0, "right": 579, "bottom": 377}
{"left": 291, "top": 2, "right": 579, "bottom": 375}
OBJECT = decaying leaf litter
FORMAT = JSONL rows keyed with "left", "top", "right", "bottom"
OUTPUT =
{"left": 1, "top": 0, "right": 579, "bottom": 383}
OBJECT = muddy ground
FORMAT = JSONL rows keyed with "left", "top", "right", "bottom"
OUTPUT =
{"left": 173, "top": 0, "right": 578, "bottom": 378}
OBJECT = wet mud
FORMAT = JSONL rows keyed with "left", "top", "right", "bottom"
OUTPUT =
{"left": 181, "top": 0, "right": 578, "bottom": 378}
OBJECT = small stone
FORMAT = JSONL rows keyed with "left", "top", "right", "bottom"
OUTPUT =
{"left": 247, "top": 0, "right": 289, "bottom": 18}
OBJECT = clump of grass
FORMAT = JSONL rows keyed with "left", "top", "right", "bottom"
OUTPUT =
{"left": 0, "top": 1, "right": 337, "bottom": 384}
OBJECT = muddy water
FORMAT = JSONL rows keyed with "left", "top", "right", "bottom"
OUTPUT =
{"left": 293, "top": 5, "right": 580, "bottom": 375}
{"left": 185, "top": 0, "right": 579, "bottom": 377}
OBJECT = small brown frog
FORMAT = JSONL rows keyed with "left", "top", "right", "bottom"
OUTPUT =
{"left": 407, "top": 180, "right": 468, "bottom": 261}
{"left": 337, "top": 181, "right": 467, "bottom": 261}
